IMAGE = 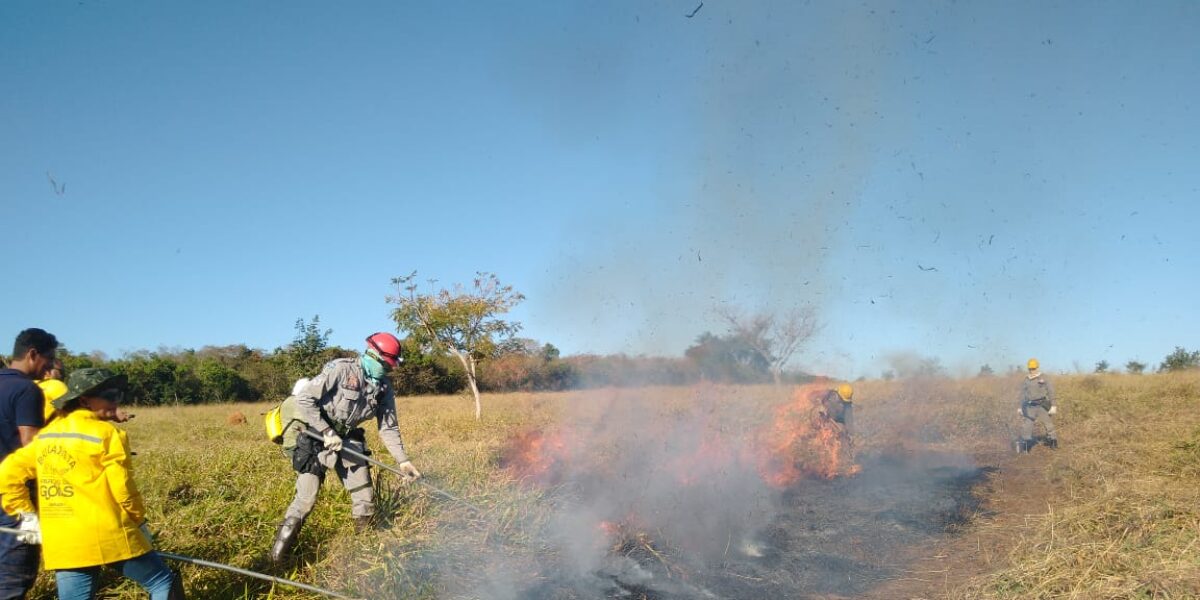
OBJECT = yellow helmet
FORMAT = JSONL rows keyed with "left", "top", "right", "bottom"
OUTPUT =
{"left": 1027, "top": 358, "right": 1039, "bottom": 371}
{"left": 836, "top": 383, "right": 854, "bottom": 401}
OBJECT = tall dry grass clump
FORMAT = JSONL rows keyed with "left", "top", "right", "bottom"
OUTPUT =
{"left": 845, "top": 376, "right": 1017, "bottom": 459}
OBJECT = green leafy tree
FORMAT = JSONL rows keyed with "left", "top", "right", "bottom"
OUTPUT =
{"left": 1160, "top": 346, "right": 1200, "bottom": 372}
{"left": 390, "top": 272, "right": 524, "bottom": 419}
{"left": 57, "top": 347, "right": 100, "bottom": 374}
{"left": 1094, "top": 360, "right": 1110, "bottom": 373}
{"left": 391, "top": 352, "right": 465, "bottom": 396}
{"left": 280, "top": 316, "right": 333, "bottom": 381}
{"left": 1125, "top": 360, "right": 1146, "bottom": 374}
{"left": 195, "top": 358, "right": 254, "bottom": 402}
{"left": 196, "top": 344, "right": 285, "bottom": 399}
{"left": 116, "top": 354, "right": 202, "bottom": 406}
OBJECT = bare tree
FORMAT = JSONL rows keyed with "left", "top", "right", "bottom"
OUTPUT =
{"left": 389, "top": 272, "right": 524, "bottom": 420}
{"left": 716, "top": 304, "right": 820, "bottom": 385}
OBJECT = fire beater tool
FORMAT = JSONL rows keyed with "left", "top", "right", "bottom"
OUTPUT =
{"left": 300, "top": 428, "right": 483, "bottom": 514}
{"left": 0, "top": 526, "right": 362, "bottom": 600}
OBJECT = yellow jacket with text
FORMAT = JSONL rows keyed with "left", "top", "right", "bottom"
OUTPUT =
{"left": 0, "top": 409, "right": 151, "bottom": 570}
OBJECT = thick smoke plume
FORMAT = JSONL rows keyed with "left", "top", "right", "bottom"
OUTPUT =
{"left": 506, "top": 385, "right": 781, "bottom": 596}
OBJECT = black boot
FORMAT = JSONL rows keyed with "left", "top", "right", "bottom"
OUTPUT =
{"left": 270, "top": 517, "right": 303, "bottom": 564}
{"left": 167, "top": 569, "right": 187, "bottom": 599}
{"left": 1047, "top": 438, "right": 1058, "bottom": 449}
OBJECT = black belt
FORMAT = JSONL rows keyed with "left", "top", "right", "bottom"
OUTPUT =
{"left": 331, "top": 424, "right": 366, "bottom": 441}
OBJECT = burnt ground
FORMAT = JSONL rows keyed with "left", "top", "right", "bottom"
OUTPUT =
{"left": 526, "top": 449, "right": 999, "bottom": 600}
{"left": 704, "top": 451, "right": 992, "bottom": 599}
{"left": 860, "top": 446, "right": 1058, "bottom": 600}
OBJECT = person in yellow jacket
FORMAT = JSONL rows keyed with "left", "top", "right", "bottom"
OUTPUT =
{"left": 35, "top": 359, "right": 67, "bottom": 424}
{"left": 0, "top": 368, "right": 184, "bottom": 600}
{"left": 36, "top": 361, "right": 133, "bottom": 427}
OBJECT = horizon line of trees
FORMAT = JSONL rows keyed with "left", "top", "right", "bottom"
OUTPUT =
{"left": 4, "top": 327, "right": 1195, "bottom": 407}
{"left": 0, "top": 316, "right": 825, "bottom": 407}
{"left": 972, "top": 347, "right": 1196, "bottom": 379}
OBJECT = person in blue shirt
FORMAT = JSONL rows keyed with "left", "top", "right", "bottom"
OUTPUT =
{"left": 0, "top": 328, "right": 58, "bottom": 599}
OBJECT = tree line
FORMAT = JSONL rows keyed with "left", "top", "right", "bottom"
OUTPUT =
{"left": 7, "top": 333, "right": 1197, "bottom": 408}
{"left": 0, "top": 313, "right": 816, "bottom": 406}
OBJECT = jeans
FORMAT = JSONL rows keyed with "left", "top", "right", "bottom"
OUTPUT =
{"left": 55, "top": 552, "right": 175, "bottom": 600}
{"left": 0, "top": 512, "right": 38, "bottom": 600}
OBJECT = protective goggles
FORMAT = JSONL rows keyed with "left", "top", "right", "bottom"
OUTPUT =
{"left": 366, "top": 339, "right": 402, "bottom": 366}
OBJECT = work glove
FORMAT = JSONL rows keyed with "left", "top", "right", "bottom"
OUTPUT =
{"left": 322, "top": 429, "right": 343, "bottom": 452}
{"left": 139, "top": 522, "right": 156, "bottom": 545}
{"left": 16, "top": 512, "right": 40, "bottom": 545}
{"left": 1048, "top": 406, "right": 1058, "bottom": 416}
{"left": 396, "top": 461, "right": 422, "bottom": 484}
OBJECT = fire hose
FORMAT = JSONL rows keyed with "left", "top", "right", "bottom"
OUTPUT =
{"left": 157, "top": 552, "right": 362, "bottom": 600}
{"left": 0, "top": 526, "right": 362, "bottom": 600}
{"left": 299, "top": 429, "right": 483, "bottom": 514}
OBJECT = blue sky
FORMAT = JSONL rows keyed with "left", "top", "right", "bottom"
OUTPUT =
{"left": 3, "top": 1, "right": 1197, "bottom": 379}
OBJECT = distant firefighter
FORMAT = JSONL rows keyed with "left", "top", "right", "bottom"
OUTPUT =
{"left": 758, "top": 384, "right": 860, "bottom": 486}
{"left": 1018, "top": 358, "right": 1057, "bottom": 452}
{"left": 823, "top": 384, "right": 857, "bottom": 474}
{"left": 820, "top": 383, "right": 856, "bottom": 438}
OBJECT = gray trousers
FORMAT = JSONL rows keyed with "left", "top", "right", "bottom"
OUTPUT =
{"left": 1021, "top": 405, "right": 1057, "bottom": 441}
{"left": 285, "top": 439, "right": 374, "bottom": 520}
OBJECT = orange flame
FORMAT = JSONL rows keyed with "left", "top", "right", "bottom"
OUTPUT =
{"left": 501, "top": 385, "right": 860, "bottom": 493}
{"left": 756, "top": 385, "right": 860, "bottom": 487}
{"left": 502, "top": 427, "right": 572, "bottom": 484}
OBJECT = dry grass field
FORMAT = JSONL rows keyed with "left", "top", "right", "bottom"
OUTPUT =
{"left": 20, "top": 372, "right": 1200, "bottom": 599}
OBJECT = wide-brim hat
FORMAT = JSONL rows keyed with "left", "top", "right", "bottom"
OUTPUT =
{"left": 53, "top": 368, "right": 128, "bottom": 410}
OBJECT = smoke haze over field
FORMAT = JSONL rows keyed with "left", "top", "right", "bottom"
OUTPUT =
{"left": 383, "top": 382, "right": 996, "bottom": 599}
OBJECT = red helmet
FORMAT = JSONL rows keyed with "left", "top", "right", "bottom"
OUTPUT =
{"left": 365, "top": 332, "right": 403, "bottom": 367}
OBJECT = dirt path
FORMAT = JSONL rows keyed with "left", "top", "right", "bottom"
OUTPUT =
{"left": 863, "top": 445, "right": 1062, "bottom": 599}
